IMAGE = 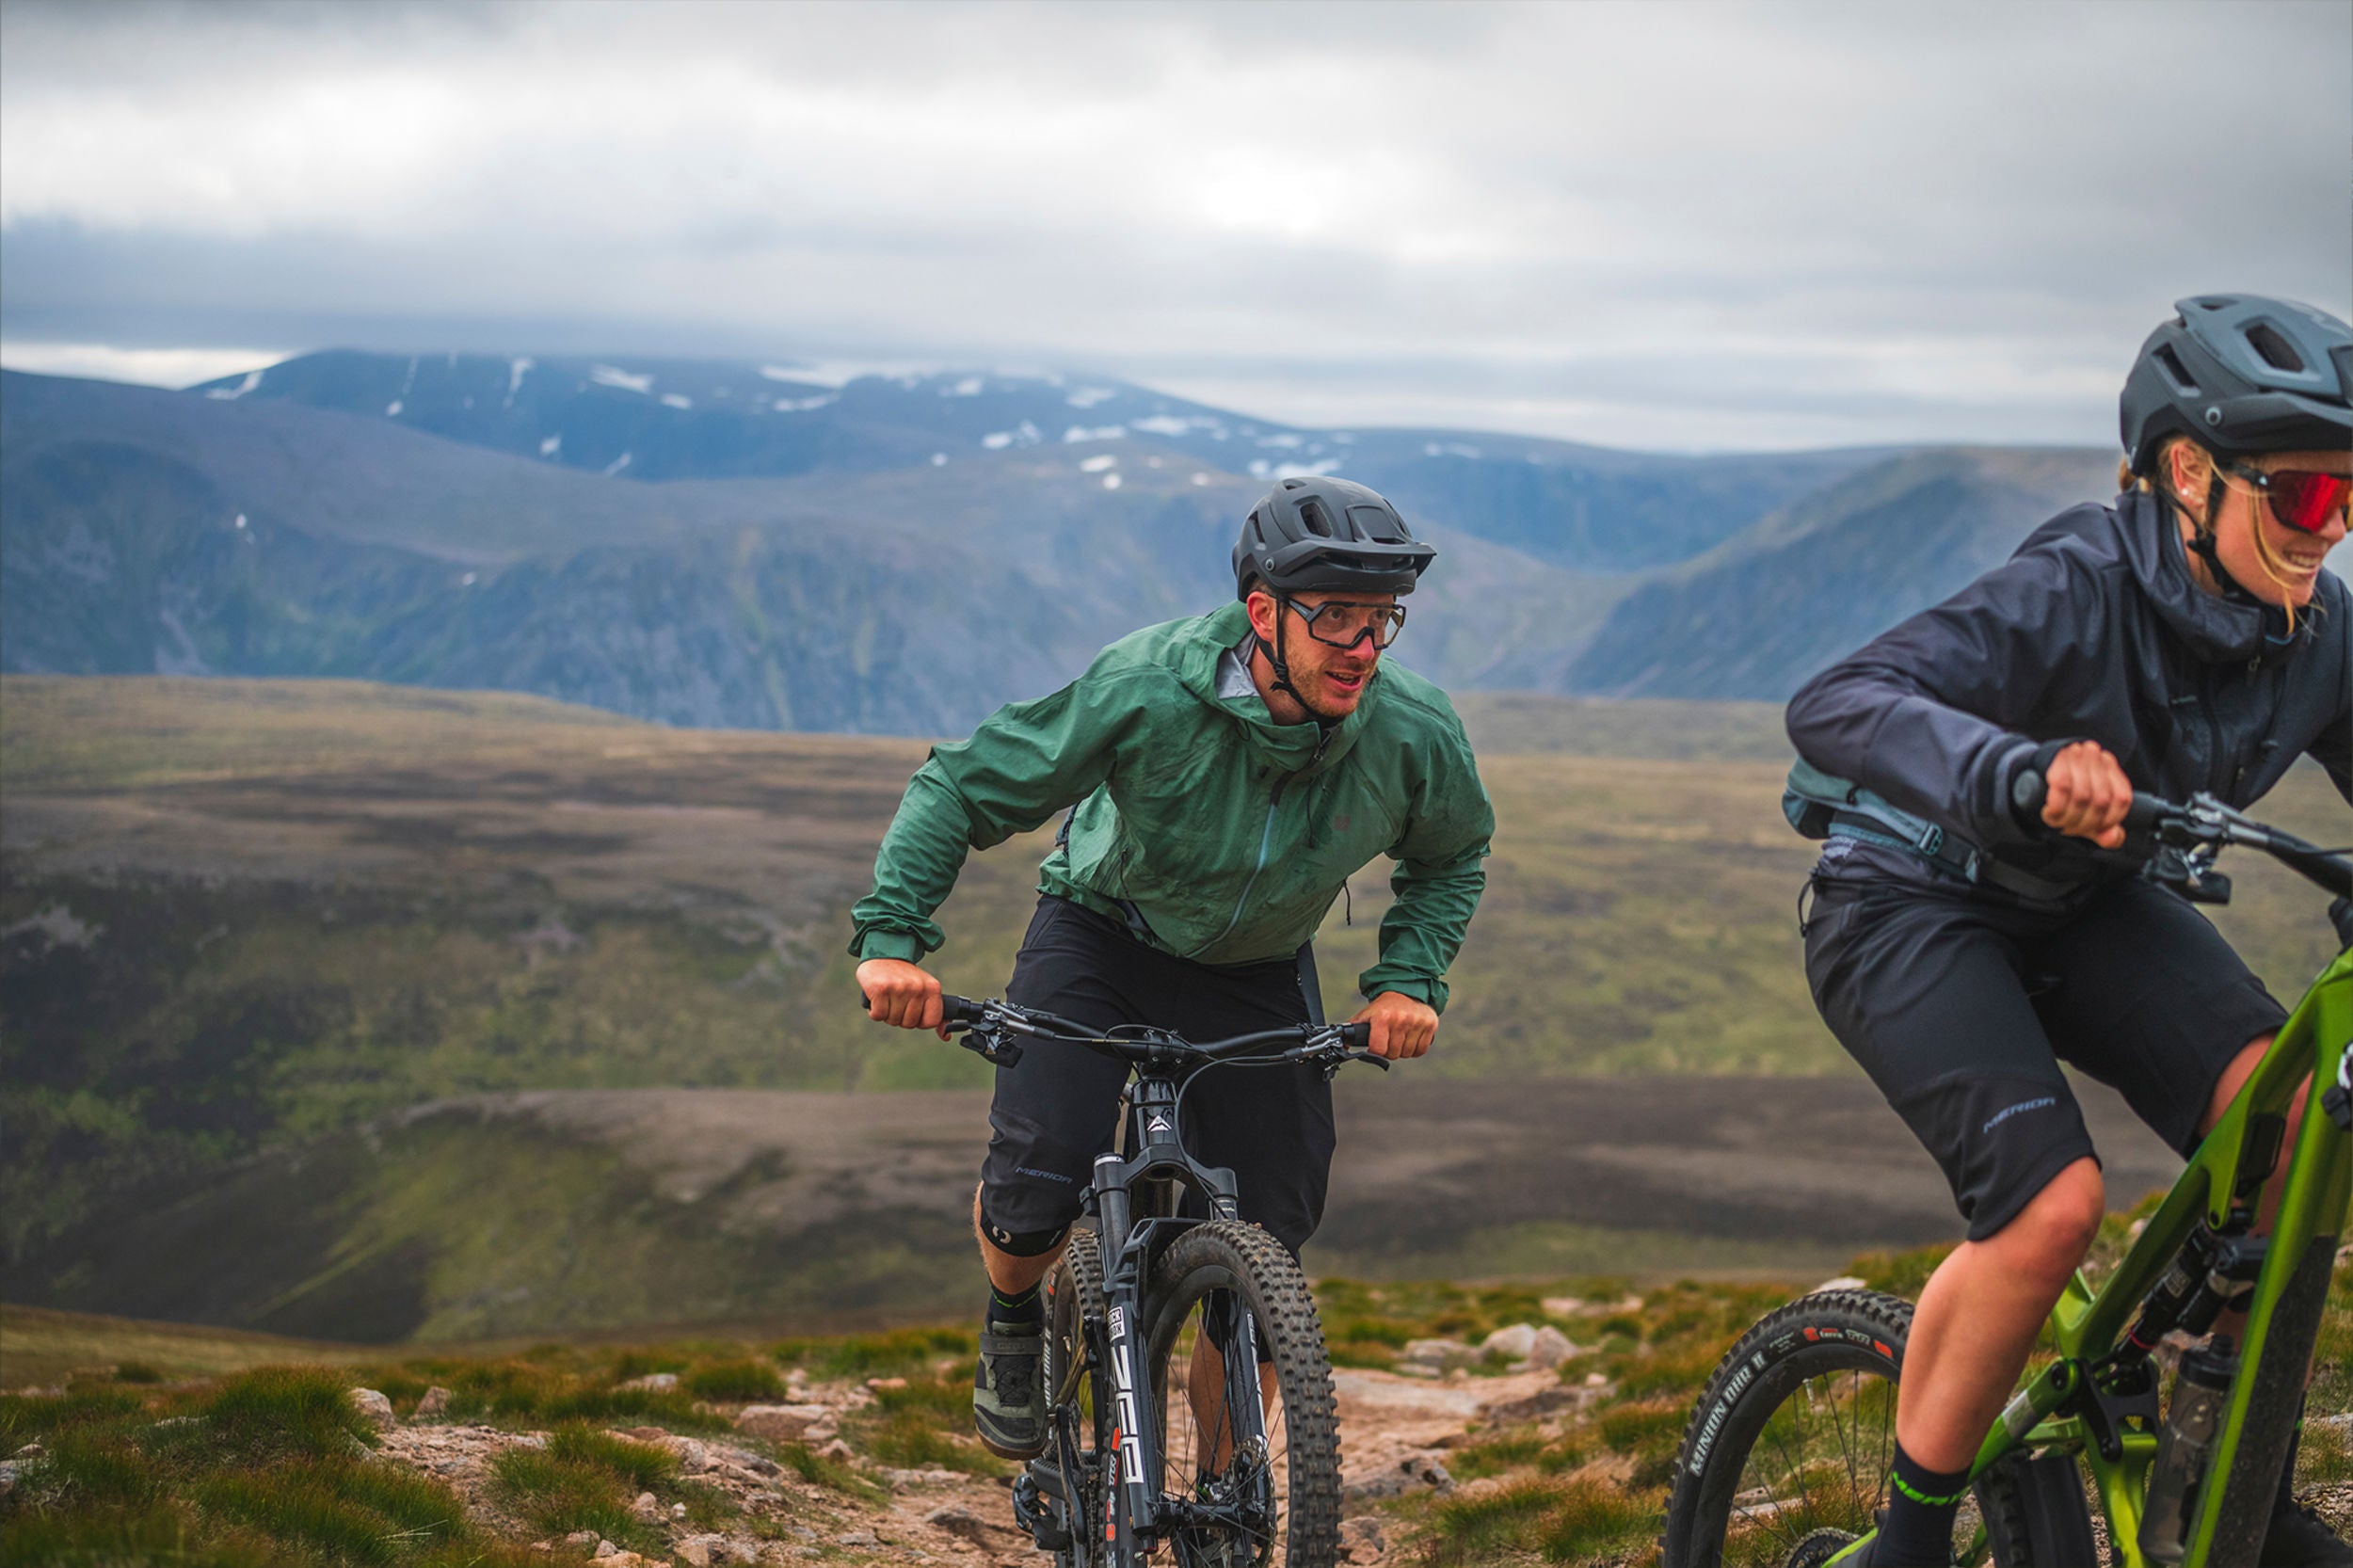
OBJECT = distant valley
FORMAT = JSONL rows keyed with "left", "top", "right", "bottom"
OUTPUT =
{"left": 2, "top": 354, "right": 2129, "bottom": 731}
{"left": 7, "top": 677, "right": 2345, "bottom": 1336}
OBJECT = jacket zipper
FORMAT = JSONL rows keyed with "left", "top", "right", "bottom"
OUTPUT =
{"left": 1202, "top": 728, "right": 1332, "bottom": 954}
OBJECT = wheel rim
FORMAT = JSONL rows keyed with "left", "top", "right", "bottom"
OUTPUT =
{"left": 1716, "top": 1361, "right": 1897, "bottom": 1567}
{"left": 1149, "top": 1280, "right": 1288, "bottom": 1568}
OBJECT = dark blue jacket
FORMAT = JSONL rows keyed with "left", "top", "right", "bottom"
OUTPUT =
{"left": 1786, "top": 488, "right": 2351, "bottom": 896}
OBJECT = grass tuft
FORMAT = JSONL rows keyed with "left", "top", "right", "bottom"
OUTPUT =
{"left": 682, "top": 1358, "right": 786, "bottom": 1402}
{"left": 488, "top": 1445, "right": 644, "bottom": 1549}
{"left": 191, "top": 1367, "right": 375, "bottom": 1465}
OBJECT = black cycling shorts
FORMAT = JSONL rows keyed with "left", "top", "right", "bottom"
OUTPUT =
{"left": 979, "top": 897, "right": 1337, "bottom": 1257}
{"left": 1804, "top": 874, "right": 2285, "bottom": 1241}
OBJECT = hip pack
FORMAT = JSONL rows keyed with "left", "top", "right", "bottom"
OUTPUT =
{"left": 1783, "top": 759, "right": 1990, "bottom": 884}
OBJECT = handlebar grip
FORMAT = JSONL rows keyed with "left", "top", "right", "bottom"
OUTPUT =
{"left": 1339, "top": 1021, "right": 1371, "bottom": 1050}
{"left": 940, "top": 995, "right": 986, "bottom": 1027}
{"left": 2010, "top": 768, "right": 2047, "bottom": 821}
{"left": 2015, "top": 768, "right": 2180, "bottom": 837}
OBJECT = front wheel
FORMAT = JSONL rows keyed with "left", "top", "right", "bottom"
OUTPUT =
{"left": 1038, "top": 1237, "right": 1110, "bottom": 1567}
{"left": 1143, "top": 1220, "right": 1341, "bottom": 1568}
{"left": 1662, "top": 1288, "right": 1914, "bottom": 1568}
{"left": 1660, "top": 1289, "right": 2095, "bottom": 1568}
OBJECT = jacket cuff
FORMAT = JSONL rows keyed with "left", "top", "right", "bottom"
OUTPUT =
{"left": 1360, "top": 971, "right": 1449, "bottom": 1015}
{"left": 854, "top": 929, "right": 925, "bottom": 964}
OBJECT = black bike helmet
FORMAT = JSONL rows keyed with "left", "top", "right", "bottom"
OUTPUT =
{"left": 1233, "top": 476, "right": 1435, "bottom": 600}
{"left": 2121, "top": 294, "right": 2352, "bottom": 476}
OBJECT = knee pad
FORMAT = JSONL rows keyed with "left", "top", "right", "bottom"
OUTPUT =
{"left": 979, "top": 1208, "right": 1070, "bottom": 1258}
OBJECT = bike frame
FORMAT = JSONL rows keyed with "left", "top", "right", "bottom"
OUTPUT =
{"left": 1963, "top": 942, "right": 2352, "bottom": 1568}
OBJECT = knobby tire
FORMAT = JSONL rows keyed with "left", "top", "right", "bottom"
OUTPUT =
{"left": 1143, "top": 1220, "right": 1342, "bottom": 1568}
{"left": 1661, "top": 1288, "right": 2106, "bottom": 1567}
{"left": 1044, "top": 1237, "right": 1111, "bottom": 1568}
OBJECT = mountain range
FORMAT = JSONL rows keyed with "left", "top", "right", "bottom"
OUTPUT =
{"left": 2, "top": 353, "right": 2131, "bottom": 732}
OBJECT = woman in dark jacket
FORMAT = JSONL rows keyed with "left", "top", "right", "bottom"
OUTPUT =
{"left": 1788, "top": 295, "right": 2351, "bottom": 1568}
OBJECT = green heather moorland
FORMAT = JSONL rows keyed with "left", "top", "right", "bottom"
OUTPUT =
{"left": 4, "top": 675, "right": 2345, "bottom": 1322}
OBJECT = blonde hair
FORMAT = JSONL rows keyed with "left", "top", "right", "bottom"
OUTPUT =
{"left": 2127, "top": 436, "right": 2313, "bottom": 628}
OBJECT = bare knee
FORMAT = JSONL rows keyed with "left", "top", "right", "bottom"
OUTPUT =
{"left": 1993, "top": 1159, "right": 2105, "bottom": 1286}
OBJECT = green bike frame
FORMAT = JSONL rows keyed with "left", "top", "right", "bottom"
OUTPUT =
{"left": 1964, "top": 945, "right": 2353, "bottom": 1568}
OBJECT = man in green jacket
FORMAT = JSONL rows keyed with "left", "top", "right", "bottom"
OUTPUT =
{"left": 854, "top": 475, "right": 1494, "bottom": 1458}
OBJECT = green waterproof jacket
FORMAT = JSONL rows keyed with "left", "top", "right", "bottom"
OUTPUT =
{"left": 850, "top": 601, "right": 1493, "bottom": 1010}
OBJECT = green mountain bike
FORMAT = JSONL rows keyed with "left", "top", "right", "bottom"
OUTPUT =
{"left": 1661, "top": 786, "right": 2352, "bottom": 1568}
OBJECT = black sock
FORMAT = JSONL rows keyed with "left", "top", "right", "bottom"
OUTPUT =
{"left": 987, "top": 1282, "right": 1042, "bottom": 1329}
{"left": 1881, "top": 1441, "right": 1970, "bottom": 1564}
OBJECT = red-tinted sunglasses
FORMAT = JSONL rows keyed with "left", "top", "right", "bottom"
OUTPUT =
{"left": 2222, "top": 460, "right": 2352, "bottom": 535}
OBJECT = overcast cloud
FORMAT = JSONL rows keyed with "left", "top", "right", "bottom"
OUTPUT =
{"left": 2, "top": 0, "right": 2345, "bottom": 451}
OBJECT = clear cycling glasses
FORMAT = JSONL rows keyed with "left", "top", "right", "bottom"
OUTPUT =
{"left": 2222, "top": 461, "right": 2352, "bottom": 535}
{"left": 1285, "top": 598, "right": 1407, "bottom": 650}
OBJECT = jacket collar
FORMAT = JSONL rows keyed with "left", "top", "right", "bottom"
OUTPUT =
{"left": 1178, "top": 601, "right": 1373, "bottom": 774}
{"left": 2114, "top": 488, "right": 2309, "bottom": 666}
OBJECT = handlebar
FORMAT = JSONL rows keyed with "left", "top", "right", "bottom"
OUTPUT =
{"left": 866, "top": 990, "right": 1386, "bottom": 1076}
{"left": 2009, "top": 768, "right": 2351, "bottom": 901}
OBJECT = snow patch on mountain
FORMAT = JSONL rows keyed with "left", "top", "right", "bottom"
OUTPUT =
{"left": 982, "top": 422, "right": 1043, "bottom": 450}
{"left": 205, "top": 370, "right": 264, "bottom": 401}
{"left": 591, "top": 366, "right": 656, "bottom": 395}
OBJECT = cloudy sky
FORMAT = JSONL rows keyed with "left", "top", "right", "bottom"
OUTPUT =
{"left": 2, "top": 0, "right": 2345, "bottom": 451}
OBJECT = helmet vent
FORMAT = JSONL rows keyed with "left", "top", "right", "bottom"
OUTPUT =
{"left": 2153, "top": 345, "right": 2200, "bottom": 395}
{"left": 1350, "top": 504, "right": 1402, "bottom": 542}
{"left": 1297, "top": 497, "right": 1335, "bottom": 537}
{"left": 2246, "top": 323, "right": 2305, "bottom": 374}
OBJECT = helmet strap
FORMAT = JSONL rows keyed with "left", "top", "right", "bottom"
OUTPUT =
{"left": 1264, "top": 598, "right": 1336, "bottom": 729}
{"left": 2162, "top": 475, "right": 2265, "bottom": 608}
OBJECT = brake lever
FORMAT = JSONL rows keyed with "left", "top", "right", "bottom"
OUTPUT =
{"left": 2323, "top": 1045, "right": 2352, "bottom": 1136}
{"left": 959, "top": 1027, "right": 1024, "bottom": 1069}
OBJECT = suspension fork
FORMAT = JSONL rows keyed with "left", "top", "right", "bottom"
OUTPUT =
{"left": 1093, "top": 1153, "right": 1156, "bottom": 1558}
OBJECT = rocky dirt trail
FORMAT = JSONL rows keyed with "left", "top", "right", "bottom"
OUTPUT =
{"left": 351, "top": 1340, "right": 1595, "bottom": 1567}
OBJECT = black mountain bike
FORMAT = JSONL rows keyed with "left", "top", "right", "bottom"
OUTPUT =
{"left": 935, "top": 994, "right": 1388, "bottom": 1568}
{"left": 1661, "top": 786, "right": 2353, "bottom": 1568}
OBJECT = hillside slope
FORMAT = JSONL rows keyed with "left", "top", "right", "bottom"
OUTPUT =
{"left": 1, "top": 370, "right": 1614, "bottom": 730}
{"left": 1565, "top": 447, "right": 2121, "bottom": 698}
{"left": 189, "top": 350, "right": 1880, "bottom": 571}
{"left": 8, "top": 676, "right": 2345, "bottom": 1334}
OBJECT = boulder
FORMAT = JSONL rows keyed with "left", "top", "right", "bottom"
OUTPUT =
{"left": 1523, "top": 1326, "right": 1577, "bottom": 1369}
{"left": 346, "top": 1388, "right": 396, "bottom": 1429}
{"left": 617, "top": 1372, "right": 680, "bottom": 1391}
{"left": 924, "top": 1505, "right": 1001, "bottom": 1545}
{"left": 675, "top": 1538, "right": 722, "bottom": 1568}
{"left": 1398, "top": 1337, "right": 1475, "bottom": 1372}
{"left": 1480, "top": 1324, "right": 1538, "bottom": 1361}
{"left": 1340, "top": 1515, "right": 1386, "bottom": 1564}
{"left": 413, "top": 1386, "right": 452, "bottom": 1417}
{"left": 734, "top": 1404, "right": 832, "bottom": 1443}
